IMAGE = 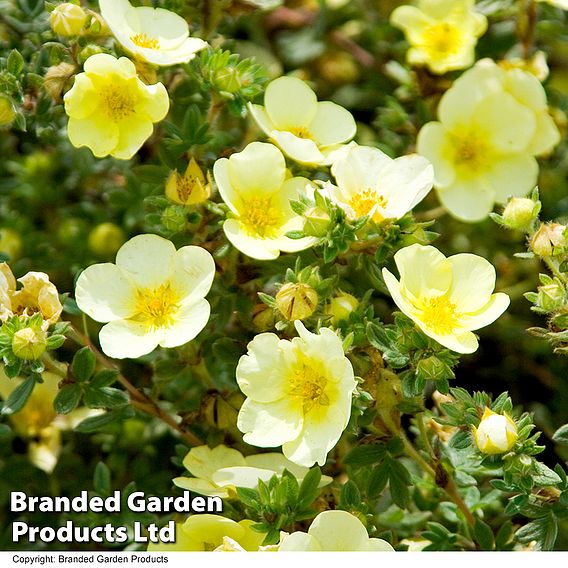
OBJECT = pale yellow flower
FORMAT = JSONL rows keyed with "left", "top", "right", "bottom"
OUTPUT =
{"left": 64, "top": 53, "right": 169, "bottom": 160}
{"left": 390, "top": 0, "right": 487, "bottom": 74}
{"left": 326, "top": 144, "right": 433, "bottom": 222}
{"left": 499, "top": 51, "right": 549, "bottom": 82}
{"left": 248, "top": 77, "right": 356, "bottom": 165}
{"left": 473, "top": 407, "right": 518, "bottom": 455}
{"left": 75, "top": 234, "right": 215, "bottom": 359}
{"left": 236, "top": 321, "right": 356, "bottom": 467}
{"left": 173, "top": 444, "right": 332, "bottom": 498}
{"left": 213, "top": 142, "right": 317, "bottom": 260}
{"left": 382, "top": 244, "right": 510, "bottom": 354}
{"left": 147, "top": 516, "right": 266, "bottom": 552}
{"left": 0, "top": 366, "right": 101, "bottom": 473}
{"left": 279, "top": 510, "right": 394, "bottom": 551}
{"left": 99, "top": 0, "right": 207, "bottom": 66}
{"left": 0, "top": 263, "right": 62, "bottom": 328}
{"left": 417, "top": 59, "right": 560, "bottom": 221}
{"left": 165, "top": 158, "right": 212, "bottom": 205}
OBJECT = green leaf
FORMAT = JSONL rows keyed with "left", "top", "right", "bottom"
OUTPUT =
{"left": 340, "top": 480, "right": 361, "bottom": 510}
{"left": 90, "top": 369, "right": 119, "bottom": 388}
{"left": 388, "top": 460, "right": 410, "bottom": 509}
{"left": 75, "top": 407, "right": 134, "bottom": 433}
{"left": 515, "top": 513, "right": 558, "bottom": 551}
{"left": 236, "top": 487, "right": 260, "bottom": 508}
{"left": 93, "top": 462, "right": 112, "bottom": 496}
{"left": 72, "top": 347, "right": 97, "bottom": 382}
{"left": 552, "top": 424, "right": 568, "bottom": 445}
{"left": 297, "top": 467, "right": 321, "bottom": 509}
{"left": 474, "top": 519, "right": 494, "bottom": 550}
{"left": 368, "top": 464, "right": 389, "bottom": 499}
{"left": 344, "top": 444, "right": 386, "bottom": 466}
{"left": 54, "top": 384, "right": 82, "bottom": 414}
{"left": 495, "top": 520, "right": 513, "bottom": 550}
{"left": 285, "top": 230, "right": 306, "bottom": 240}
{"left": 7, "top": 50, "right": 25, "bottom": 76}
{"left": 1, "top": 376, "right": 35, "bottom": 415}
{"left": 83, "top": 386, "right": 129, "bottom": 409}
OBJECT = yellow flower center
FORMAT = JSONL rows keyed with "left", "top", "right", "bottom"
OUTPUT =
{"left": 239, "top": 197, "right": 282, "bottom": 238}
{"left": 130, "top": 32, "right": 161, "bottom": 50}
{"left": 422, "top": 23, "right": 462, "bottom": 57}
{"left": 289, "top": 363, "right": 329, "bottom": 413}
{"left": 289, "top": 126, "right": 313, "bottom": 140}
{"left": 451, "top": 133, "right": 490, "bottom": 173}
{"left": 348, "top": 189, "right": 387, "bottom": 222}
{"left": 100, "top": 86, "right": 137, "bottom": 121}
{"left": 420, "top": 296, "right": 458, "bottom": 335}
{"left": 133, "top": 284, "right": 180, "bottom": 329}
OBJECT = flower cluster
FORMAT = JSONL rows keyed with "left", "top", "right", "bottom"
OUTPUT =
{"left": 417, "top": 59, "right": 561, "bottom": 221}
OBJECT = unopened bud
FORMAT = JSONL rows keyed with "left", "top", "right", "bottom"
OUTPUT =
{"left": 0, "top": 95, "right": 16, "bottom": 127}
{"left": 88, "top": 223, "right": 126, "bottom": 258}
{"left": 531, "top": 223, "right": 567, "bottom": 257}
{"left": 303, "top": 206, "right": 330, "bottom": 238}
{"left": 12, "top": 327, "right": 47, "bottom": 360}
{"left": 44, "top": 62, "right": 77, "bottom": 103}
{"left": 502, "top": 197, "right": 539, "bottom": 231}
{"left": 537, "top": 282, "right": 566, "bottom": 312}
{"left": 275, "top": 283, "right": 318, "bottom": 321}
{"left": 161, "top": 206, "right": 187, "bottom": 232}
{"left": 49, "top": 3, "right": 87, "bottom": 37}
{"left": 251, "top": 304, "right": 275, "bottom": 331}
{"left": 325, "top": 292, "right": 358, "bottom": 324}
{"left": 473, "top": 408, "right": 518, "bottom": 455}
{"left": 165, "top": 158, "right": 212, "bottom": 206}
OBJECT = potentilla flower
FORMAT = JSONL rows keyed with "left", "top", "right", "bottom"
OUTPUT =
{"left": 75, "top": 234, "right": 215, "bottom": 359}
{"left": 63, "top": 53, "right": 169, "bottom": 160}
{"left": 390, "top": 0, "right": 487, "bottom": 74}
{"left": 213, "top": 142, "right": 317, "bottom": 260}
{"left": 99, "top": 0, "right": 207, "bottom": 66}
{"left": 0, "top": 263, "right": 62, "bottom": 329}
{"left": 173, "top": 444, "right": 331, "bottom": 498}
{"left": 147, "top": 515, "right": 267, "bottom": 552}
{"left": 248, "top": 76, "right": 356, "bottom": 165}
{"left": 417, "top": 59, "right": 560, "bottom": 221}
{"left": 326, "top": 144, "right": 433, "bottom": 222}
{"left": 382, "top": 244, "right": 510, "bottom": 354}
{"left": 278, "top": 510, "right": 394, "bottom": 551}
{"left": 236, "top": 321, "right": 356, "bottom": 467}
{"left": 165, "top": 158, "right": 212, "bottom": 205}
{"left": 473, "top": 407, "right": 518, "bottom": 455}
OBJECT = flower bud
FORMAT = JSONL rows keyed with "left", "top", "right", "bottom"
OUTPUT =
{"left": 161, "top": 206, "right": 187, "bottom": 232}
{"left": 325, "top": 292, "right": 358, "bottom": 324}
{"left": 303, "top": 206, "right": 330, "bottom": 238}
{"left": 502, "top": 197, "right": 539, "bottom": 232}
{"left": 251, "top": 303, "right": 275, "bottom": 331}
{"left": 49, "top": 3, "right": 87, "bottom": 37}
{"left": 165, "top": 158, "right": 212, "bottom": 206}
{"left": 536, "top": 281, "right": 566, "bottom": 312}
{"left": 531, "top": 223, "right": 567, "bottom": 257}
{"left": 275, "top": 283, "right": 318, "bottom": 321}
{"left": 12, "top": 327, "right": 48, "bottom": 360}
{"left": 473, "top": 408, "right": 518, "bottom": 455}
{"left": 43, "top": 62, "right": 77, "bottom": 103}
{"left": 0, "top": 95, "right": 16, "bottom": 127}
{"left": 88, "top": 223, "right": 126, "bottom": 258}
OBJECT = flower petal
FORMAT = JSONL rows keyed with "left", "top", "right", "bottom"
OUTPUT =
{"left": 458, "top": 292, "right": 510, "bottom": 331}
{"left": 247, "top": 103, "right": 275, "bottom": 136}
{"left": 67, "top": 115, "right": 119, "bottom": 158}
{"left": 436, "top": 178, "right": 495, "bottom": 222}
{"left": 75, "top": 263, "right": 136, "bottom": 322}
{"left": 213, "top": 158, "right": 240, "bottom": 214}
{"left": 279, "top": 532, "right": 322, "bottom": 551}
{"left": 308, "top": 101, "right": 356, "bottom": 147}
{"left": 182, "top": 444, "right": 245, "bottom": 481}
{"left": 112, "top": 115, "right": 154, "bottom": 160}
{"left": 171, "top": 245, "right": 215, "bottom": 302}
{"left": 308, "top": 510, "right": 370, "bottom": 551}
{"left": 416, "top": 122, "right": 456, "bottom": 188}
{"left": 238, "top": 398, "right": 303, "bottom": 448}
{"left": 223, "top": 218, "right": 281, "bottom": 260}
{"left": 64, "top": 74, "right": 99, "bottom": 120}
{"left": 270, "top": 130, "right": 326, "bottom": 164}
{"left": 488, "top": 154, "right": 538, "bottom": 204}
{"left": 135, "top": 82, "right": 169, "bottom": 122}
{"left": 115, "top": 234, "right": 176, "bottom": 288}
{"left": 160, "top": 299, "right": 210, "bottom": 348}
{"left": 264, "top": 76, "right": 318, "bottom": 129}
{"left": 99, "top": 319, "right": 162, "bottom": 359}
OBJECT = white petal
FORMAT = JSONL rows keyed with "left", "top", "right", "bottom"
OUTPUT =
{"left": 446, "top": 253, "right": 497, "bottom": 312}
{"left": 75, "top": 263, "right": 136, "bottom": 323}
{"left": 213, "top": 158, "right": 240, "bottom": 214}
{"left": 265, "top": 76, "right": 318, "bottom": 129}
{"left": 211, "top": 466, "right": 276, "bottom": 489}
{"left": 115, "top": 234, "right": 176, "bottom": 288}
{"left": 270, "top": 130, "right": 326, "bottom": 164}
{"left": 308, "top": 101, "right": 356, "bottom": 147}
{"left": 308, "top": 511, "right": 370, "bottom": 551}
{"left": 416, "top": 122, "right": 456, "bottom": 188}
{"left": 244, "top": 453, "right": 309, "bottom": 479}
{"left": 436, "top": 179, "right": 495, "bottom": 222}
{"left": 488, "top": 154, "right": 538, "bottom": 204}
{"left": 99, "top": 319, "right": 162, "bottom": 359}
{"left": 160, "top": 299, "right": 210, "bottom": 348}
{"left": 236, "top": 333, "right": 288, "bottom": 402}
{"left": 223, "top": 219, "right": 281, "bottom": 260}
{"left": 171, "top": 245, "right": 215, "bottom": 302}
{"left": 419, "top": 327, "right": 479, "bottom": 354}
{"left": 279, "top": 532, "right": 322, "bottom": 551}
{"left": 238, "top": 398, "right": 303, "bottom": 448}
{"left": 458, "top": 293, "right": 510, "bottom": 331}
{"left": 528, "top": 113, "right": 561, "bottom": 156}
{"left": 172, "top": 477, "right": 228, "bottom": 498}
{"left": 182, "top": 444, "right": 245, "bottom": 480}
{"left": 247, "top": 103, "right": 276, "bottom": 137}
